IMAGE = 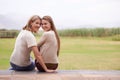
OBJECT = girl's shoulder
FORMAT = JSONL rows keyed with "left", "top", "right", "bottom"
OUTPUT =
{"left": 42, "top": 30, "right": 54, "bottom": 37}
{"left": 44, "top": 30, "right": 54, "bottom": 35}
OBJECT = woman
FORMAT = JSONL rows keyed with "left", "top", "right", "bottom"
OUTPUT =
{"left": 35, "top": 16, "right": 60, "bottom": 72}
{"left": 10, "top": 15, "right": 55, "bottom": 72}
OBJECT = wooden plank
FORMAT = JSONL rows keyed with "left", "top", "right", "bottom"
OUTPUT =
{"left": 0, "top": 70, "right": 120, "bottom": 80}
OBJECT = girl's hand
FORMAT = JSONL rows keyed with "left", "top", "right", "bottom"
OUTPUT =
{"left": 46, "top": 69, "right": 57, "bottom": 73}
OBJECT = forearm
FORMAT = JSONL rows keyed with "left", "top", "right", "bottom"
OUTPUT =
{"left": 32, "top": 46, "right": 48, "bottom": 71}
{"left": 35, "top": 55, "right": 48, "bottom": 71}
{"left": 37, "top": 45, "right": 40, "bottom": 51}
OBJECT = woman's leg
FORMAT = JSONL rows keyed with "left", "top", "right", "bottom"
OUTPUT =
{"left": 10, "top": 62, "right": 35, "bottom": 71}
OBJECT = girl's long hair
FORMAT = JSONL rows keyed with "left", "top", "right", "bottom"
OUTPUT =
{"left": 42, "top": 16, "right": 60, "bottom": 56}
{"left": 23, "top": 15, "right": 41, "bottom": 31}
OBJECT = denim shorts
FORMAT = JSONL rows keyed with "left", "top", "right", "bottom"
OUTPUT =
{"left": 10, "top": 62, "right": 35, "bottom": 71}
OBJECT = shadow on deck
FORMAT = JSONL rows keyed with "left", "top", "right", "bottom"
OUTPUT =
{"left": 0, "top": 70, "right": 120, "bottom": 80}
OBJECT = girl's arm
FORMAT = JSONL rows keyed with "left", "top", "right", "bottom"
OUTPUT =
{"left": 32, "top": 46, "right": 55, "bottom": 72}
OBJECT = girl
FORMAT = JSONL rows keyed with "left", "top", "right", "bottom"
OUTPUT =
{"left": 35, "top": 16, "right": 60, "bottom": 72}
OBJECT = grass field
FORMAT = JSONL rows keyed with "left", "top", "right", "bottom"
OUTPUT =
{"left": 0, "top": 37, "right": 120, "bottom": 70}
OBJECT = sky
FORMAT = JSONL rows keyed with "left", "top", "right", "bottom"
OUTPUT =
{"left": 0, "top": 0, "right": 120, "bottom": 29}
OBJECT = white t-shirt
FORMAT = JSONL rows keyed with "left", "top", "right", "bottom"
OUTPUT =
{"left": 10, "top": 30, "right": 37, "bottom": 66}
{"left": 38, "top": 30, "right": 59, "bottom": 63}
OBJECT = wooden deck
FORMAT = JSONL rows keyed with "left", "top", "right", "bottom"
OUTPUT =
{"left": 0, "top": 70, "right": 120, "bottom": 80}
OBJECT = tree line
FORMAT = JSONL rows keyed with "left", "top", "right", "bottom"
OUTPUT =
{"left": 0, "top": 28, "right": 120, "bottom": 40}
{"left": 0, "top": 29, "right": 19, "bottom": 38}
{"left": 58, "top": 27, "right": 120, "bottom": 37}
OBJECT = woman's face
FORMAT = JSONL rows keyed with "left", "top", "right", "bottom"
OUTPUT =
{"left": 31, "top": 19, "right": 41, "bottom": 33}
{"left": 42, "top": 19, "right": 51, "bottom": 31}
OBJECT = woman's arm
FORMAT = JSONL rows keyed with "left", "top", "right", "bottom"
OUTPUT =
{"left": 32, "top": 46, "right": 55, "bottom": 72}
{"left": 37, "top": 32, "right": 47, "bottom": 48}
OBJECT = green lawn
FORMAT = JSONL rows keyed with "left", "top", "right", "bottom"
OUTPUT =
{"left": 0, "top": 37, "right": 120, "bottom": 70}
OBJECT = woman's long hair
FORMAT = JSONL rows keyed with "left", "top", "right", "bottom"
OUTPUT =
{"left": 42, "top": 16, "right": 60, "bottom": 56}
{"left": 23, "top": 15, "right": 41, "bottom": 31}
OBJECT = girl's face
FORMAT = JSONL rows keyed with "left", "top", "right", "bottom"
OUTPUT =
{"left": 42, "top": 19, "right": 51, "bottom": 31}
{"left": 31, "top": 19, "right": 41, "bottom": 33}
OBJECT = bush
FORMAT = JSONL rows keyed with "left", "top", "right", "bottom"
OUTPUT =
{"left": 0, "top": 30, "right": 18, "bottom": 38}
{"left": 58, "top": 28, "right": 120, "bottom": 37}
{"left": 112, "top": 35, "right": 120, "bottom": 41}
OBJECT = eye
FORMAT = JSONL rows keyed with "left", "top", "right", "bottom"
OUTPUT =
{"left": 36, "top": 22, "right": 40, "bottom": 25}
{"left": 44, "top": 23, "right": 47, "bottom": 25}
{"left": 42, "top": 23, "right": 47, "bottom": 25}
{"left": 36, "top": 22, "right": 38, "bottom": 24}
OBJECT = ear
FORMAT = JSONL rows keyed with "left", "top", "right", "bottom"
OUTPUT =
{"left": 30, "top": 22, "right": 33, "bottom": 27}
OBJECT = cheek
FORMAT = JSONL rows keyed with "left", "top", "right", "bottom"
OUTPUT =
{"left": 31, "top": 23, "right": 35, "bottom": 28}
{"left": 34, "top": 27, "right": 39, "bottom": 30}
{"left": 31, "top": 26, "right": 37, "bottom": 30}
{"left": 48, "top": 25, "right": 51, "bottom": 29}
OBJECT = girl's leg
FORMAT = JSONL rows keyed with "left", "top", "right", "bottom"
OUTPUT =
{"left": 35, "top": 59, "right": 45, "bottom": 72}
{"left": 46, "top": 63, "right": 58, "bottom": 70}
{"left": 35, "top": 59, "right": 58, "bottom": 72}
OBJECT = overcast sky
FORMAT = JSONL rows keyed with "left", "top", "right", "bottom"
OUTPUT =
{"left": 0, "top": 0, "right": 120, "bottom": 29}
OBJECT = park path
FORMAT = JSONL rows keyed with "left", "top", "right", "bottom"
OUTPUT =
{"left": 0, "top": 70, "right": 120, "bottom": 80}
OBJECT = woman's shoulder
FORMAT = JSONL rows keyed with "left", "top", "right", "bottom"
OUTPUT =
{"left": 21, "top": 30, "right": 34, "bottom": 37}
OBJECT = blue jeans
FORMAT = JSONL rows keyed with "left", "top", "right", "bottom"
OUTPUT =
{"left": 10, "top": 62, "right": 35, "bottom": 71}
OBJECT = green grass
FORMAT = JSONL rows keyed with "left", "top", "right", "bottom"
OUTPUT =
{"left": 59, "top": 37, "right": 120, "bottom": 70}
{"left": 0, "top": 37, "right": 120, "bottom": 70}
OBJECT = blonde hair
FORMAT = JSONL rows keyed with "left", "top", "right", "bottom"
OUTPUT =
{"left": 23, "top": 15, "right": 41, "bottom": 31}
{"left": 42, "top": 16, "right": 60, "bottom": 56}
